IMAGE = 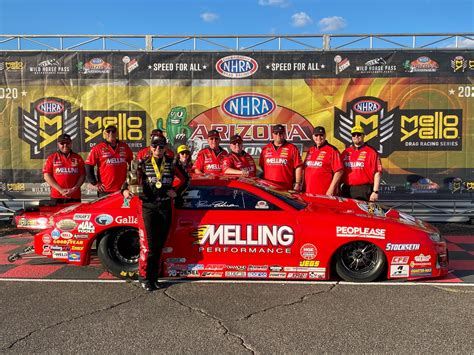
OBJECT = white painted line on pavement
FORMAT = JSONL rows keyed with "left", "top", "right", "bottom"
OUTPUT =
{"left": 0, "top": 278, "right": 472, "bottom": 287}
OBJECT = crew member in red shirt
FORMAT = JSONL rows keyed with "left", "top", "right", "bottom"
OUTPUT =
{"left": 303, "top": 126, "right": 343, "bottom": 196}
{"left": 341, "top": 125, "right": 383, "bottom": 202}
{"left": 193, "top": 129, "right": 228, "bottom": 175}
{"left": 136, "top": 129, "right": 174, "bottom": 161}
{"left": 259, "top": 124, "right": 303, "bottom": 190}
{"left": 222, "top": 134, "right": 257, "bottom": 177}
{"left": 85, "top": 124, "right": 134, "bottom": 197}
{"left": 43, "top": 134, "right": 85, "bottom": 203}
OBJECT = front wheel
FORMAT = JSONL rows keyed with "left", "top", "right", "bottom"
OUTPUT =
{"left": 335, "top": 241, "right": 386, "bottom": 282}
{"left": 97, "top": 227, "right": 139, "bottom": 280}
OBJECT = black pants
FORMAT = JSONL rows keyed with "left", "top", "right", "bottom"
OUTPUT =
{"left": 139, "top": 199, "right": 172, "bottom": 283}
{"left": 341, "top": 184, "right": 372, "bottom": 201}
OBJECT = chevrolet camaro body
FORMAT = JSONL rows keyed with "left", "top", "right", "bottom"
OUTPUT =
{"left": 28, "top": 176, "right": 448, "bottom": 282}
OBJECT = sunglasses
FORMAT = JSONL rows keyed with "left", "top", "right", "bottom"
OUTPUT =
{"left": 352, "top": 133, "right": 363, "bottom": 137}
{"left": 179, "top": 151, "right": 190, "bottom": 155}
{"left": 272, "top": 132, "right": 285, "bottom": 135}
{"left": 151, "top": 144, "right": 165, "bottom": 149}
{"left": 314, "top": 134, "right": 325, "bottom": 137}
{"left": 230, "top": 141, "right": 243, "bottom": 145}
{"left": 58, "top": 141, "right": 71, "bottom": 145}
{"left": 208, "top": 137, "right": 220, "bottom": 141}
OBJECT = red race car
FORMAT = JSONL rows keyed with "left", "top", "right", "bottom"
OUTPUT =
{"left": 20, "top": 176, "right": 448, "bottom": 282}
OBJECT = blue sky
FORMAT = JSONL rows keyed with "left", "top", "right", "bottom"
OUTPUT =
{"left": 0, "top": 0, "right": 472, "bottom": 35}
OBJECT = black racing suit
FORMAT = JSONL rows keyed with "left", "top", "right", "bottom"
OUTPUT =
{"left": 124, "top": 155, "right": 188, "bottom": 284}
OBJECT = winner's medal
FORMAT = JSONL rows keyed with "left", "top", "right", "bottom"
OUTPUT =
{"left": 151, "top": 156, "right": 166, "bottom": 190}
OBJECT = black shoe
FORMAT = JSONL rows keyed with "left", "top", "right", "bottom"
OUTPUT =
{"left": 154, "top": 281, "right": 166, "bottom": 289}
{"left": 140, "top": 281, "right": 154, "bottom": 292}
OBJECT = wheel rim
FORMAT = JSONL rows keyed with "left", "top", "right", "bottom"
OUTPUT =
{"left": 340, "top": 241, "right": 380, "bottom": 275}
{"left": 112, "top": 229, "right": 139, "bottom": 264}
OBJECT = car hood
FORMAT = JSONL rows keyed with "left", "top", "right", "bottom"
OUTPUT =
{"left": 300, "top": 193, "right": 437, "bottom": 233}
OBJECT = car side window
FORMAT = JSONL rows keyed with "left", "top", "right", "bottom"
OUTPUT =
{"left": 176, "top": 186, "right": 279, "bottom": 211}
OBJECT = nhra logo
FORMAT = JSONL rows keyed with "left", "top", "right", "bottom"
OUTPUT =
{"left": 335, "top": 96, "right": 396, "bottom": 156}
{"left": 221, "top": 93, "right": 276, "bottom": 120}
{"left": 18, "top": 97, "right": 80, "bottom": 158}
{"left": 215, "top": 55, "right": 258, "bottom": 78}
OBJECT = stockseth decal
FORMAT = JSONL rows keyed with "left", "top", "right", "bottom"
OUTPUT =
{"left": 221, "top": 93, "right": 276, "bottom": 120}
{"left": 215, "top": 55, "right": 258, "bottom": 78}
{"left": 336, "top": 226, "right": 386, "bottom": 239}
{"left": 386, "top": 243, "right": 420, "bottom": 251}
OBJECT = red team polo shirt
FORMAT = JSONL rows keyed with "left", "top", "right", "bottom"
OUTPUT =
{"left": 259, "top": 141, "right": 303, "bottom": 190}
{"left": 222, "top": 151, "right": 257, "bottom": 177}
{"left": 43, "top": 151, "right": 85, "bottom": 199}
{"left": 341, "top": 144, "right": 382, "bottom": 186}
{"left": 303, "top": 142, "right": 343, "bottom": 195}
{"left": 85, "top": 141, "right": 133, "bottom": 192}
{"left": 193, "top": 147, "right": 228, "bottom": 174}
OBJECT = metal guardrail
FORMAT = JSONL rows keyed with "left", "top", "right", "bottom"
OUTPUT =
{"left": 0, "top": 33, "right": 473, "bottom": 51}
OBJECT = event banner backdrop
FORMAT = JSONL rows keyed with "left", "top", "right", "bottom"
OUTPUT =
{"left": 0, "top": 50, "right": 472, "bottom": 200}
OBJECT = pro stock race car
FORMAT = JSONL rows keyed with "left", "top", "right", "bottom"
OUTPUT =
{"left": 13, "top": 176, "right": 448, "bottom": 282}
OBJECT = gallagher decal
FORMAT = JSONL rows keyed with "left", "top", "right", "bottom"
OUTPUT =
{"left": 221, "top": 93, "right": 275, "bottom": 120}
{"left": 215, "top": 55, "right": 258, "bottom": 78}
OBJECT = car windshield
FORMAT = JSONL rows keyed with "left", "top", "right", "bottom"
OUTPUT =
{"left": 256, "top": 184, "right": 307, "bottom": 210}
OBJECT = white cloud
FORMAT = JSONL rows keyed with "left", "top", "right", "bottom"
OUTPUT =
{"left": 200, "top": 12, "right": 219, "bottom": 23}
{"left": 446, "top": 38, "right": 474, "bottom": 48}
{"left": 318, "top": 16, "right": 347, "bottom": 32}
{"left": 259, "top": 0, "right": 290, "bottom": 7}
{"left": 291, "top": 12, "right": 312, "bottom": 27}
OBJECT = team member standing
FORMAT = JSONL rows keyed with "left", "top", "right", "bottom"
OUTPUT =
{"left": 122, "top": 135, "right": 189, "bottom": 291}
{"left": 303, "top": 126, "right": 343, "bottom": 196}
{"left": 259, "top": 124, "right": 303, "bottom": 190}
{"left": 43, "top": 134, "right": 85, "bottom": 203}
{"left": 341, "top": 125, "right": 383, "bottom": 202}
{"left": 193, "top": 129, "right": 228, "bottom": 175}
{"left": 222, "top": 134, "right": 257, "bottom": 177}
{"left": 85, "top": 124, "right": 133, "bottom": 197}
{"left": 174, "top": 144, "right": 193, "bottom": 175}
{"left": 136, "top": 129, "right": 174, "bottom": 161}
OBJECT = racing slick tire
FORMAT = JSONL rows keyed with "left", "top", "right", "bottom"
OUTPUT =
{"left": 335, "top": 241, "right": 386, "bottom": 282}
{"left": 97, "top": 227, "right": 139, "bottom": 280}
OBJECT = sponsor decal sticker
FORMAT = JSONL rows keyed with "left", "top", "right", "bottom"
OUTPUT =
{"left": 269, "top": 272, "right": 287, "bottom": 278}
{"left": 51, "top": 229, "right": 61, "bottom": 240}
{"left": 299, "top": 260, "right": 320, "bottom": 267}
{"left": 52, "top": 251, "right": 68, "bottom": 259}
{"left": 386, "top": 243, "right": 420, "bottom": 251}
{"left": 95, "top": 214, "right": 113, "bottom": 225}
{"left": 391, "top": 256, "right": 409, "bottom": 265}
{"left": 77, "top": 221, "right": 95, "bottom": 233}
{"left": 68, "top": 252, "right": 81, "bottom": 262}
{"left": 115, "top": 216, "right": 138, "bottom": 224}
{"left": 410, "top": 267, "right": 432, "bottom": 277}
{"left": 287, "top": 272, "right": 308, "bottom": 279}
{"left": 56, "top": 219, "right": 77, "bottom": 231}
{"left": 336, "top": 226, "right": 386, "bottom": 239}
{"left": 248, "top": 272, "right": 267, "bottom": 278}
{"left": 74, "top": 214, "right": 91, "bottom": 221}
{"left": 300, "top": 243, "right": 317, "bottom": 260}
{"left": 390, "top": 265, "right": 409, "bottom": 278}
{"left": 225, "top": 271, "right": 246, "bottom": 278}
{"left": 60, "top": 232, "right": 73, "bottom": 239}
{"left": 42, "top": 234, "right": 52, "bottom": 243}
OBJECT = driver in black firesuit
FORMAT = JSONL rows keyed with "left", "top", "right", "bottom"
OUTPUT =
{"left": 121, "top": 135, "right": 189, "bottom": 291}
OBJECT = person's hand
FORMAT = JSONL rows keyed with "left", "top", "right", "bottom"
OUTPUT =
{"left": 167, "top": 189, "right": 177, "bottom": 198}
{"left": 59, "top": 187, "right": 69, "bottom": 196}
{"left": 293, "top": 182, "right": 302, "bottom": 192}
{"left": 241, "top": 168, "right": 249, "bottom": 177}
{"left": 326, "top": 188, "right": 335, "bottom": 196}
{"left": 369, "top": 191, "right": 379, "bottom": 202}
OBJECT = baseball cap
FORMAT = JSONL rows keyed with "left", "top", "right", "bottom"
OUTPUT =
{"left": 151, "top": 135, "right": 167, "bottom": 147}
{"left": 351, "top": 125, "right": 365, "bottom": 134}
{"left": 313, "top": 126, "right": 326, "bottom": 135}
{"left": 230, "top": 134, "right": 243, "bottom": 144}
{"left": 57, "top": 133, "right": 72, "bottom": 143}
{"left": 104, "top": 124, "right": 117, "bottom": 132}
{"left": 272, "top": 124, "right": 285, "bottom": 134}
{"left": 177, "top": 144, "right": 191, "bottom": 154}
{"left": 150, "top": 129, "right": 163, "bottom": 137}
{"left": 208, "top": 129, "right": 221, "bottom": 139}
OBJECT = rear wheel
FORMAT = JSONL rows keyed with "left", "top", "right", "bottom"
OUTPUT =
{"left": 97, "top": 227, "right": 139, "bottom": 280}
{"left": 335, "top": 241, "right": 386, "bottom": 282}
